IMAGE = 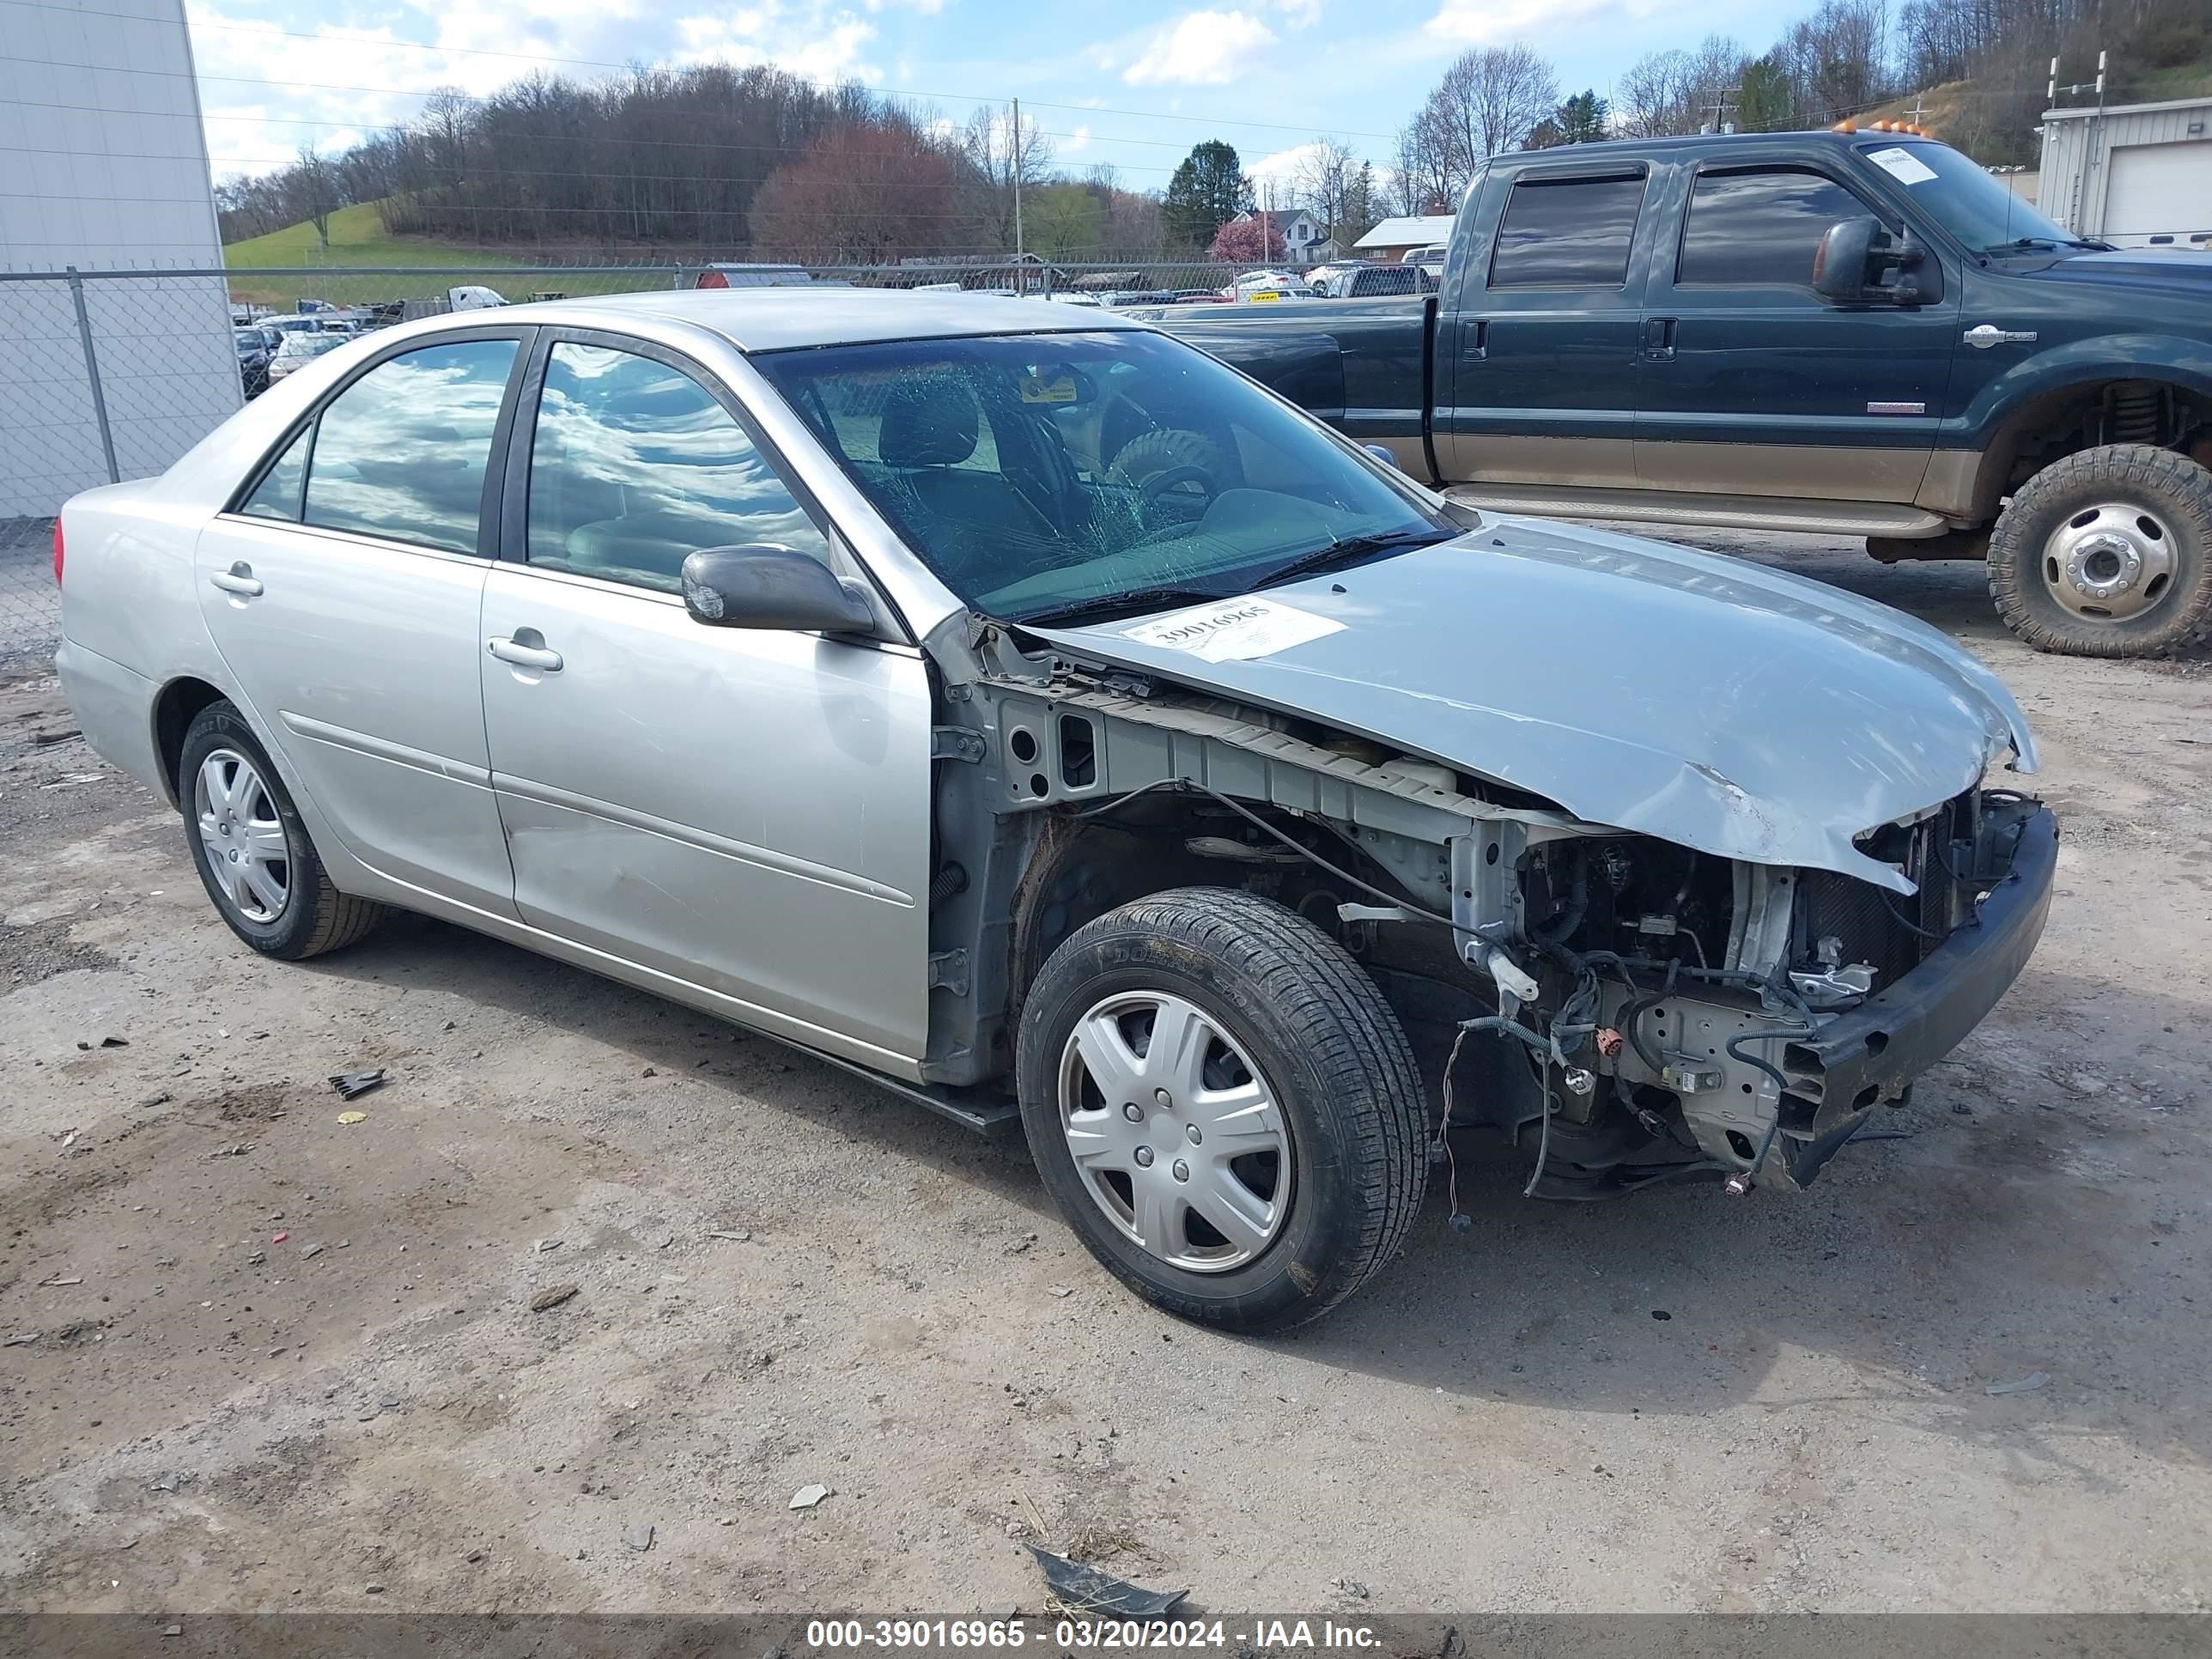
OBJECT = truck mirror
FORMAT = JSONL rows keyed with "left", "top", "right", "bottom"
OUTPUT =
{"left": 1812, "top": 218, "right": 1883, "bottom": 301}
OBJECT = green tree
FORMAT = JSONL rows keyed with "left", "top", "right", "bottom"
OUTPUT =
{"left": 1164, "top": 140, "right": 1249, "bottom": 249}
{"left": 1555, "top": 89, "right": 1609, "bottom": 143}
{"left": 1737, "top": 55, "right": 1792, "bottom": 133}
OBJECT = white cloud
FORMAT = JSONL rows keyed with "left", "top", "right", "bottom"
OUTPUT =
{"left": 1247, "top": 139, "right": 1322, "bottom": 191}
{"left": 674, "top": 3, "right": 881, "bottom": 82}
{"left": 1273, "top": 0, "right": 1322, "bottom": 29}
{"left": 1425, "top": 0, "right": 1650, "bottom": 43}
{"left": 1063, "top": 124, "right": 1092, "bottom": 153}
{"left": 1122, "top": 9, "right": 1277, "bottom": 87}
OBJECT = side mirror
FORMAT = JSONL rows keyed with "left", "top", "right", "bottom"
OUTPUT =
{"left": 1813, "top": 217, "right": 1943, "bottom": 307}
{"left": 1362, "top": 443, "right": 1401, "bottom": 471}
{"left": 1812, "top": 217, "right": 1883, "bottom": 301}
{"left": 681, "top": 545, "right": 878, "bottom": 635}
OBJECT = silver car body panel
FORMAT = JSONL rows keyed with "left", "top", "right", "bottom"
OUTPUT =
{"left": 1026, "top": 515, "right": 2037, "bottom": 894}
{"left": 477, "top": 563, "right": 933, "bottom": 1061}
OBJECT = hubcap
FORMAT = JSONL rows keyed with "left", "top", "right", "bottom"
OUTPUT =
{"left": 2042, "top": 502, "right": 2178, "bottom": 621}
{"left": 1057, "top": 992, "right": 1291, "bottom": 1273}
{"left": 193, "top": 749, "right": 291, "bottom": 924}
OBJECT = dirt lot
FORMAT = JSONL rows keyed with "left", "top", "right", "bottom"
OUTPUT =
{"left": 2, "top": 528, "right": 2209, "bottom": 1617}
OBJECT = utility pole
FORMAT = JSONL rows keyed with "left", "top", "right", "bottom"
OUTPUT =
{"left": 1012, "top": 99, "right": 1024, "bottom": 266}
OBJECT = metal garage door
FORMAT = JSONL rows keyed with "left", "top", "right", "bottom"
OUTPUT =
{"left": 2102, "top": 139, "right": 2212, "bottom": 244}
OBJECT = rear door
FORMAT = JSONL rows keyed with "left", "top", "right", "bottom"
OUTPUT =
{"left": 1635, "top": 154, "right": 1958, "bottom": 502}
{"left": 194, "top": 330, "right": 531, "bottom": 913}
{"left": 1432, "top": 161, "right": 1654, "bottom": 489}
{"left": 477, "top": 329, "right": 934, "bottom": 1070}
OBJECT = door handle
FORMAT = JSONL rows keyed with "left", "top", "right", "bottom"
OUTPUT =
{"left": 488, "top": 635, "right": 563, "bottom": 673}
{"left": 1643, "top": 317, "right": 1677, "bottom": 360}
{"left": 1462, "top": 319, "right": 1488, "bottom": 362}
{"left": 209, "top": 563, "right": 263, "bottom": 597}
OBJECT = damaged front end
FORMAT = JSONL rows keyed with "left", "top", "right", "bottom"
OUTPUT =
{"left": 927, "top": 627, "right": 2057, "bottom": 1200}
{"left": 1462, "top": 789, "right": 2056, "bottom": 1196}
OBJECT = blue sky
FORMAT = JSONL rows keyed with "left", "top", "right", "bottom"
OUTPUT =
{"left": 185, "top": 0, "right": 1805, "bottom": 189}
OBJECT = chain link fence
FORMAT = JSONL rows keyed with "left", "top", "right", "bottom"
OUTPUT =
{"left": 0, "top": 256, "right": 1315, "bottom": 677}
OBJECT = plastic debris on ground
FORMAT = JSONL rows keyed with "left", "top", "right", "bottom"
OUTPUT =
{"left": 789, "top": 1484, "right": 833, "bottom": 1510}
{"left": 329, "top": 1070, "right": 387, "bottom": 1102}
{"left": 1027, "top": 1546, "right": 1188, "bottom": 1616}
{"left": 1986, "top": 1371, "right": 2051, "bottom": 1395}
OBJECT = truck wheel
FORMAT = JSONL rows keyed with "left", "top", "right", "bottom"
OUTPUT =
{"left": 1987, "top": 444, "right": 2212, "bottom": 658}
{"left": 1017, "top": 887, "right": 1425, "bottom": 1333}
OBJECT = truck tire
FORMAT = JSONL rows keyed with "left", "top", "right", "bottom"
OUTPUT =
{"left": 1017, "top": 887, "right": 1426, "bottom": 1333}
{"left": 1106, "top": 428, "right": 1231, "bottom": 494}
{"left": 1987, "top": 444, "right": 2212, "bottom": 658}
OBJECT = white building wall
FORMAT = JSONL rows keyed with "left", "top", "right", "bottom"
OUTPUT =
{"left": 2039, "top": 97, "right": 2212, "bottom": 245}
{"left": 1, "top": 0, "right": 241, "bottom": 516}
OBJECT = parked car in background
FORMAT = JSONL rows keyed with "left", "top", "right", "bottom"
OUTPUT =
{"left": 690, "top": 263, "right": 818, "bottom": 289}
{"left": 1158, "top": 128, "right": 2212, "bottom": 658}
{"left": 1319, "top": 263, "right": 1432, "bottom": 299}
{"left": 53, "top": 289, "right": 2051, "bottom": 1332}
{"left": 233, "top": 327, "right": 272, "bottom": 398}
{"left": 264, "top": 331, "right": 346, "bottom": 382}
{"left": 1401, "top": 243, "right": 1449, "bottom": 282}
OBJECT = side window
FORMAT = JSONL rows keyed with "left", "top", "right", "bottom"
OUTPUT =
{"left": 301, "top": 340, "right": 518, "bottom": 555}
{"left": 1679, "top": 167, "right": 1870, "bottom": 288}
{"left": 1489, "top": 174, "right": 1646, "bottom": 289}
{"left": 240, "top": 426, "right": 310, "bottom": 521}
{"left": 525, "top": 343, "right": 835, "bottom": 594}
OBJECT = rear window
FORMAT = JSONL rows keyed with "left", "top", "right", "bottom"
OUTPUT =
{"left": 1489, "top": 174, "right": 1645, "bottom": 289}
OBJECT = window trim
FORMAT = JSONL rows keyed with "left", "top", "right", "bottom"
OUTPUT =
{"left": 1486, "top": 167, "right": 1650, "bottom": 292}
{"left": 498, "top": 325, "right": 910, "bottom": 642}
{"left": 1671, "top": 161, "right": 1893, "bottom": 293}
{"left": 220, "top": 324, "right": 538, "bottom": 563}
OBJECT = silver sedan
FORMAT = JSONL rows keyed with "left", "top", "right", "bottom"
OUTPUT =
{"left": 56, "top": 290, "right": 2055, "bottom": 1329}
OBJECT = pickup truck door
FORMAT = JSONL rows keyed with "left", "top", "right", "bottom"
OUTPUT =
{"left": 1636, "top": 158, "right": 1958, "bottom": 503}
{"left": 1432, "top": 162, "right": 1654, "bottom": 489}
{"left": 477, "top": 330, "right": 934, "bottom": 1073}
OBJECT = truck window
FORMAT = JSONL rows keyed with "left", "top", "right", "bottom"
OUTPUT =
{"left": 1679, "top": 167, "right": 1869, "bottom": 288}
{"left": 1489, "top": 174, "right": 1644, "bottom": 289}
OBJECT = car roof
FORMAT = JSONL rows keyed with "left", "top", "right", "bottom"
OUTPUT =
{"left": 473, "top": 287, "right": 1149, "bottom": 354}
{"left": 1498, "top": 128, "right": 1922, "bottom": 163}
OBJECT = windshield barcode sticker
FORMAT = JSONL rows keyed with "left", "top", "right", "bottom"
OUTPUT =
{"left": 1866, "top": 145, "right": 1938, "bottom": 185}
{"left": 1122, "top": 597, "right": 1345, "bottom": 662}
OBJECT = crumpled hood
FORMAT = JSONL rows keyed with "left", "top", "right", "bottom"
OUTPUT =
{"left": 1026, "top": 516, "right": 2038, "bottom": 892}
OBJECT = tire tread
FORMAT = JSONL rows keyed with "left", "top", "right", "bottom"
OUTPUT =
{"left": 1987, "top": 443, "right": 2212, "bottom": 659}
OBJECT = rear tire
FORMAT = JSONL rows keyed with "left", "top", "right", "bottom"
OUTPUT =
{"left": 1017, "top": 887, "right": 1425, "bottom": 1333}
{"left": 1987, "top": 444, "right": 2212, "bottom": 658}
{"left": 179, "top": 702, "right": 386, "bottom": 960}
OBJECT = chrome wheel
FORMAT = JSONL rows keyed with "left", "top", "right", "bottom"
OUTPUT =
{"left": 1057, "top": 992, "right": 1291, "bottom": 1273}
{"left": 194, "top": 747, "right": 290, "bottom": 924}
{"left": 2042, "top": 501, "right": 2178, "bottom": 621}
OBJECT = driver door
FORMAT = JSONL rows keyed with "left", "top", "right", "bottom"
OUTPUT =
{"left": 478, "top": 329, "right": 935, "bottom": 1071}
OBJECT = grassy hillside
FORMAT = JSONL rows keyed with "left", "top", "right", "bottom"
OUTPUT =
{"left": 223, "top": 202, "right": 674, "bottom": 308}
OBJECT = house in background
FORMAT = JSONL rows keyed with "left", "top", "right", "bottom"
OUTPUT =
{"left": 1232, "top": 209, "right": 1335, "bottom": 266}
{"left": 1354, "top": 214, "right": 1459, "bottom": 263}
{"left": 1, "top": 0, "right": 240, "bottom": 517}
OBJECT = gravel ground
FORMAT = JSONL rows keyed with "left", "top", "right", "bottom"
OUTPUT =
{"left": 1, "top": 527, "right": 2208, "bottom": 1617}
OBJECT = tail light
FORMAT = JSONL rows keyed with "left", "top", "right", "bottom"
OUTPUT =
{"left": 52, "top": 518, "right": 64, "bottom": 586}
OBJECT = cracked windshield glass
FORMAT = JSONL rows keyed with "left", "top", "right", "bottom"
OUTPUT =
{"left": 755, "top": 330, "right": 1455, "bottom": 625}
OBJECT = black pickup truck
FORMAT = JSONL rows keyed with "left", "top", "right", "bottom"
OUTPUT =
{"left": 1148, "top": 129, "right": 2212, "bottom": 658}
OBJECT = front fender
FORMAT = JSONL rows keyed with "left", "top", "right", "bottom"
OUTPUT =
{"left": 1960, "top": 333, "right": 2212, "bottom": 438}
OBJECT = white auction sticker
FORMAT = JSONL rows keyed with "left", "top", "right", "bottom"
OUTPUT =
{"left": 1866, "top": 145, "right": 1938, "bottom": 185}
{"left": 1122, "top": 596, "right": 1346, "bottom": 662}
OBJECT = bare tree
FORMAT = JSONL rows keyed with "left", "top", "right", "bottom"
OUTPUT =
{"left": 291, "top": 144, "right": 336, "bottom": 251}
{"left": 1295, "top": 137, "right": 1375, "bottom": 250}
{"left": 961, "top": 104, "right": 1054, "bottom": 252}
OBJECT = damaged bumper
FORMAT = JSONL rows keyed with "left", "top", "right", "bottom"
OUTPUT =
{"left": 1765, "top": 799, "right": 2058, "bottom": 1188}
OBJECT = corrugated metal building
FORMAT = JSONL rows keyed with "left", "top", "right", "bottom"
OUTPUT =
{"left": 2039, "top": 95, "right": 2212, "bottom": 248}
{"left": 2, "top": 0, "right": 241, "bottom": 516}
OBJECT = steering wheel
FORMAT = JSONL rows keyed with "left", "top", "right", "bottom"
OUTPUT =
{"left": 1140, "top": 464, "right": 1218, "bottom": 512}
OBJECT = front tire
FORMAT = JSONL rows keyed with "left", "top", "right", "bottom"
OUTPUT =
{"left": 1017, "top": 888, "right": 1425, "bottom": 1333}
{"left": 179, "top": 702, "right": 386, "bottom": 960}
{"left": 1987, "top": 444, "right": 2212, "bottom": 658}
